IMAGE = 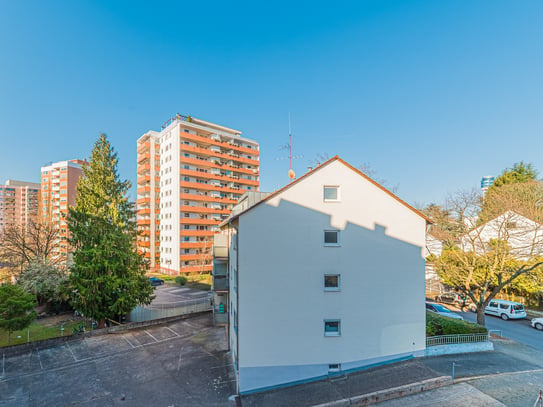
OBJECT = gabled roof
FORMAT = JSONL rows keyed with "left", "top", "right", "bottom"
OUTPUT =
{"left": 462, "top": 210, "right": 543, "bottom": 237}
{"left": 222, "top": 155, "right": 432, "bottom": 225}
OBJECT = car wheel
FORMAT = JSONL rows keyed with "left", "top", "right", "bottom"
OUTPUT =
{"left": 501, "top": 313, "right": 509, "bottom": 321}
{"left": 535, "top": 323, "right": 543, "bottom": 331}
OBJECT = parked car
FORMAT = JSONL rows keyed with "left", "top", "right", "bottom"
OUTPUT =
{"left": 531, "top": 318, "right": 543, "bottom": 331}
{"left": 434, "top": 292, "right": 471, "bottom": 307}
{"left": 426, "top": 302, "right": 464, "bottom": 320}
{"left": 148, "top": 277, "right": 165, "bottom": 286}
{"left": 484, "top": 299, "right": 526, "bottom": 320}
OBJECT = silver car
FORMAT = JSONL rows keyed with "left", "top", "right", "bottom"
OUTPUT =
{"left": 426, "top": 302, "right": 464, "bottom": 320}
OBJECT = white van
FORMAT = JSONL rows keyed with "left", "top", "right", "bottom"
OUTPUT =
{"left": 485, "top": 299, "right": 526, "bottom": 320}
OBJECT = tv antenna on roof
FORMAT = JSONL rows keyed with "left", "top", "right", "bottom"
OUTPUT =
{"left": 276, "top": 113, "right": 303, "bottom": 180}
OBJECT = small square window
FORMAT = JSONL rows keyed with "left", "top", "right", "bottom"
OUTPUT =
{"left": 328, "top": 363, "right": 341, "bottom": 373}
{"left": 324, "top": 230, "right": 340, "bottom": 246}
{"left": 324, "top": 186, "right": 339, "bottom": 201}
{"left": 324, "top": 274, "right": 340, "bottom": 291}
{"left": 324, "top": 320, "right": 341, "bottom": 336}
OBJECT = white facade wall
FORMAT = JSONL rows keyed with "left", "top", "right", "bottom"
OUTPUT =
{"left": 461, "top": 211, "right": 543, "bottom": 260}
{"left": 159, "top": 123, "right": 181, "bottom": 271}
{"left": 232, "top": 160, "right": 427, "bottom": 393}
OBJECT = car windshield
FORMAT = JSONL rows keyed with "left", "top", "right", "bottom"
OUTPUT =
{"left": 432, "top": 304, "right": 451, "bottom": 313}
{"left": 513, "top": 305, "right": 524, "bottom": 311}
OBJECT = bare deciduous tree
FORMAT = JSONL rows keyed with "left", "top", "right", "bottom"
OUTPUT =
{"left": 429, "top": 184, "right": 543, "bottom": 326}
{"left": 0, "top": 220, "right": 59, "bottom": 274}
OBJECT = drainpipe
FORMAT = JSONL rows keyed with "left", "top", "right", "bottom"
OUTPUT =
{"left": 228, "top": 218, "right": 240, "bottom": 395}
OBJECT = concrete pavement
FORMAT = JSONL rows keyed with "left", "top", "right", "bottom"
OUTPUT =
{"left": 242, "top": 337, "right": 543, "bottom": 407}
{"left": 3, "top": 311, "right": 543, "bottom": 406}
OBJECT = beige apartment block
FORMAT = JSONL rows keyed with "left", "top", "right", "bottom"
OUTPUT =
{"left": 40, "top": 159, "right": 85, "bottom": 260}
{"left": 136, "top": 114, "right": 259, "bottom": 274}
{"left": 0, "top": 180, "right": 40, "bottom": 233}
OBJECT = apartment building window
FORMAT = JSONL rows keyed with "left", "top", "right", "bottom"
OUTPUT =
{"left": 324, "top": 274, "right": 340, "bottom": 291}
{"left": 324, "top": 186, "right": 339, "bottom": 202}
{"left": 324, "top": 320, "right": 341, "bottom": 336}
{"left": 324, "top": 230, "right": 340, "bottom": 246}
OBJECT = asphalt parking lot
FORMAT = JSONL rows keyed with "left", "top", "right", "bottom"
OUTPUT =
{"left": 0, "top": 314, "right": 235, "bottom": 407}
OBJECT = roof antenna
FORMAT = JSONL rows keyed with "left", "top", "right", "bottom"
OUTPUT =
{"left": 276, "top": 113, "right": 303, "bottom": 181}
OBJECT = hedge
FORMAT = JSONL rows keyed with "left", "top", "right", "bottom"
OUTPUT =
{"left": 426, "top": 311, "right": 487, "bottom": 336}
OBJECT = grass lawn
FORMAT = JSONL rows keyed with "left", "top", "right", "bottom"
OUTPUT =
{"left": 0, "top": 318, "right": 86, "bottom": 348}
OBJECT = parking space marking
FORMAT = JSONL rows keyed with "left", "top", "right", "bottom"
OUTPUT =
{"left": 165, "top": 326, "right": 180, "bottom": 337}
{"left": 144, "top": 330, "right": 159, "bottom": 342}
{"left": 36, "top": 349, "right": 44, "bottom": 370}
{"left": 122, "top": 335, "right": 136, "bottom": 348}
{"left": 65, "top": 342, "right": 78, "bottom": 362}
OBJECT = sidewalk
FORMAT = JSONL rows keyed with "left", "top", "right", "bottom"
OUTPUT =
{"left": 241, "top": 338, "right": 543, "bottom": 407}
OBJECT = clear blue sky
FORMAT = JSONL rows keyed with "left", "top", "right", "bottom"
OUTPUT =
{"left": 1, "top": 0, "right": 542, "bottom": 207}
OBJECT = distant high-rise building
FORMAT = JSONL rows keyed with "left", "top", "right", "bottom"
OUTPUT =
{"left": 136, "top": 114, "right": 260, "bottom": 274}
{"left": 40, "top": 160, "right": 85, "bottom": 259}
{"left": 481, "top": 175, "right": 495, "bottom": 195}
{"left": 0, "top": 180, "right": 40, "bottom": 234}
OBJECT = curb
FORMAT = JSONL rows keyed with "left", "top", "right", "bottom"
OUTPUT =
{"left": 312, "top": 375, "right": 453, "bottom": 407}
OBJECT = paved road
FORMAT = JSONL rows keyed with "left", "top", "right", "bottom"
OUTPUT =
{"left": 152, "top": 284, "right": 211, "bottom": 305}
{"left": 459, "top": 310, "right": 543, "bottom": 351}
{"left": 376, "top": 339, "right": 543, "bottom": 407}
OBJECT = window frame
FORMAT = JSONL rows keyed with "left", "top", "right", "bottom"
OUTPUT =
{"left": 324, "top": 230, "right": 340, "bottom": 246}
{"left": 324, "top": 319, "right": 341, "bottom": 337}
{"left": 323, "top": 185, "right": 340, "bottom": 202}
{"left": 324, "top": 274, "right": 340, "bottom": 291}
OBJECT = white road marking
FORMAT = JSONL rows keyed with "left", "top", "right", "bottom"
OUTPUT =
{"left": 165, "top": 326, "right": 180, "bottom": 337}
{"left": 144, "top": 330, "right": 159, "bottom": 342}
{"left": 122, "top": 335, "right": 136, "bottom": 348}
{"left": 65, "top": 342, "right": 78, "bottom": 362}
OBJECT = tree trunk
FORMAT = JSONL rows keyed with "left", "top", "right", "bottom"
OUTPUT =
{"left": 98, "top": 319, "right": 106, "bottom": 329}
{"left": 476, "top": 307, "right": 486, "bottom": 326}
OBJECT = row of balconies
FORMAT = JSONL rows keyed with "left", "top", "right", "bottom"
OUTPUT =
{"left": 181, "top": 144, "right": 259, "bottom": 167}
{"left": 179, "top": 155, "right": 258, "bottom": 177}
{"left": 179, "top": 169, "right": 259, "bottom": 187}
{"left": 180, "top": 131, "right": 259, "bottom": 156}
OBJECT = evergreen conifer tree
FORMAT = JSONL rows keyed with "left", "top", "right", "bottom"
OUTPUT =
{"left": 68, "top": 134, "right": 153, "bottom": 327}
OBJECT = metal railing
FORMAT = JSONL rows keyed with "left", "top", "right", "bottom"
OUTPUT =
{"left": 426, "top": 332, "right": 490, "bottom": 347}
{"left": 128, "top": 295, "right": 212, "bottom": 323}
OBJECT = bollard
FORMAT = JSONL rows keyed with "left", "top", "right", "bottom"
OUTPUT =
{"left": 452, "top": 362, "right": 455, "bottom": 381}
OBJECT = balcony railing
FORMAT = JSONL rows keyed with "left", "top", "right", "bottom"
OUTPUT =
{"left": 426, "top": 333, "right": 489, "bottom": 347}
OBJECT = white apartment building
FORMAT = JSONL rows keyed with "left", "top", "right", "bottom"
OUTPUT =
{"left": 137, "top": 114, "right": 259, "bottom": 274}
{"left": 214, "top": 156, "right": 430, "bottom": 394}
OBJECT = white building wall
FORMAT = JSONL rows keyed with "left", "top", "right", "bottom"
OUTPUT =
{"left": 234, "top": 160, "right": 427, "bottom": 393}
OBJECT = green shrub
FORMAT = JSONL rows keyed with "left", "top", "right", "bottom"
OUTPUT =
{"left": 175, "top": 276, "right": 187, "bottom": 286}
{"left": 426, "top": 311, "right": 487, "bottom": 336}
